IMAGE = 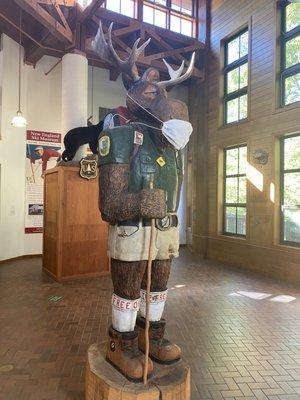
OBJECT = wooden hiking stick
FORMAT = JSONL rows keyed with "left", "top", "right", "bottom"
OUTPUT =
{"left": 143, "top": 174, "right": 156, "bottom": 385}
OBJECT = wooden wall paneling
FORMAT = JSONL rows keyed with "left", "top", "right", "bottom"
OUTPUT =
{"left": 192, "top": 0, "right": 300, "bottom": 284}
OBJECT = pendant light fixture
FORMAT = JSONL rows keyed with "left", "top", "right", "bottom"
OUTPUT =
{"left": 87, "top": 65, "right": 94, "bottom": 125}
{"left": 11, "top": 10, "right": 27, "bottom": 127}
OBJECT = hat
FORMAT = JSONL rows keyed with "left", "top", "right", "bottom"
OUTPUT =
{"left": 34, "top": 146, "right": 43, "bottom": 151}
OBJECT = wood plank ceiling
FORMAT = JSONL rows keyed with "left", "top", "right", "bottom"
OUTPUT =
{"left": 0, "top": 0, "right": 206, "bottom": 82}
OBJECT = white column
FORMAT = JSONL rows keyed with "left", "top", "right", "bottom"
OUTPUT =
{"left": 61, "top": 53, "right": 88, "bottom": 161}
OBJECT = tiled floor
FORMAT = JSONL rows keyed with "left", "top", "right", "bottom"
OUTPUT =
{"left": 0, "top": 249, "right": 300, "bottom": 400}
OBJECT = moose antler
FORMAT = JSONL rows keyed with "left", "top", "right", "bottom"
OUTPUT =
{"left": 162, "top": 59, "right": 185, "bottom": 80}
{"left": 92, "top": 21, "right": 151, "bottom": 82}
{"left": 158, "top": 52, "right": 195, "bottom": 88}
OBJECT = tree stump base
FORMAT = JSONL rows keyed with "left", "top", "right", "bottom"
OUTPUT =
{"left": 85, "top": 343, "right": 190, "bottom": 400}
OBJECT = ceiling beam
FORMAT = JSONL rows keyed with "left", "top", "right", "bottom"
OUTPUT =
{"left": 51, "top": 0, "right": 72, "bottom": 38}
{"left": 143, "top": 43, "right": 203, "bottom": 62}
{"left": 37, "top": 0, "right": 75, "bottom": 5}
{"left": 0, "top": 10, "right": 65, "bottom": 57}
{"left": 85, "top": 39, "right": 204, "bottom": 80}
{"left": 91, "top": 16, "right": 140, "bottom": 38}
{"left": 78, "top": 0, "right": 105, "bottom": 24}
{"left": 13, "top": 0, "right": 73, "bottom": 43}
{"left": 25, "top": 29, "right": 50, "bottom": 64}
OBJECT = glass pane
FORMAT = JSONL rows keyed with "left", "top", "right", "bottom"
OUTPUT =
{"left": 226, "top": 97, "right": 239, "bottom": 123}
{"left": 239, "top": 146, "right": 247, "bottom": 174}
{"left": 237, "top": 207, "right": 246, "bottom": 235}
{"left": 285, "top": 3, "right": 300, "bottom": 32}
{"left": 226, "top": 177, "right": 238, "bottom": 203}
{"left": 284, "top": 73, "right": 300, "bottom": 105}
{"left": 239, "top": 63, "right": 248, "bottom": 89}
{"left": 284, "top": 135, "right": 300, "bottom": 170}
{"left": 170, "top": 14, "right": 181, "bottom": 33}
{"left": 182, "top": 0, "right": 193, "bottom": 15}
{"left": 171, "top": 0, "right": 181, "bottom": 11}
{"left": 106, "top": 0, "right": 120, "bottom": 12}
{"left": 240, "top": 31, "right": 248, "bottom": 58}
{"left": 238, "top": 176, "right": 247, "bottom": 203}
{"left": 227, "top": 37, "right": 239, "bottom": 64}
{"left": 225, "top": 207, "right": 237, "bottom": 234}
{"left": 284, "top": 172, "right": 300, "bottom": 205}
{"left": 239, "top": 94, "right": 248, "bottom": 120}
{"left": 284, "top": 208, "right": 300, "bottom": 243}
{"left": 181, "top": 19, "right": 192, "bottom": 36}
{"left": 121, "top": 0, "right": 134, "bottom": 17}
{"left": 154, "top": 9, "right": 166, "bottom": 28}
{"left": 226, "top": 147, "right": 239, "bottom": 175}
{"left": 227, "top": 68, "right": 239, "bottom": 93}
{"left": 155, "top": 0, "right": 166, "bottom": 5}
{"left": 285, "top": 36, "right": 300, "bottom": 69}
{"left": 143, "top": 5, "right": 154, "bottom": 24}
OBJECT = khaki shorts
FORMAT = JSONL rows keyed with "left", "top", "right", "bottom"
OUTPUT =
{"left": 108, "top": 222, "right": 179, "bottom": 262}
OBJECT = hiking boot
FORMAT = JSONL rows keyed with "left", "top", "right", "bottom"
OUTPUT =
{"left": 106, "top": 326, "right": 153, "bottom": 381}
{"left": 136, "top": 316, "right": 181, "bottom": 364}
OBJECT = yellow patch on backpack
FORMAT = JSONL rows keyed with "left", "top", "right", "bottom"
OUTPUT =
{"left": 156, "top": 156, "right": 166, "bottom": 167}
{"left": 99, "top": 135, "right": 110, "bottom": 157}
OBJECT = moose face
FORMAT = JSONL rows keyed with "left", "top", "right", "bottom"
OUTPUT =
{"left": 126, "top": 77, "right": 189, "bottom": 124}
{"left": 91, "top": 22, "right": 194, "bottom": 124}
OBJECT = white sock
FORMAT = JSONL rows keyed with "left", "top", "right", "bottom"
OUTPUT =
{"left": 140, "top": 289, "right": 168, "bottom": 321}
{"left": 111, "top": 293, "right": 140, "bottom": 332}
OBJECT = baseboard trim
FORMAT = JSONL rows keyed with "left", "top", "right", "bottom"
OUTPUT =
{"left": 0, "top": 254, "right": 42, "bottom": 264}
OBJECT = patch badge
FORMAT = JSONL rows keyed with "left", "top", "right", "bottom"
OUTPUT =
{"left": 134, "top": 131, "right": 144, "bottom": 146}
{"left": 79, "top": 158, "right": 98, "bottom": 180}
{"left": 99, "top": 135, "right": 110, "bottom": 157}
{"left": 156, "top": 156, "right": 166, "bottom": 167}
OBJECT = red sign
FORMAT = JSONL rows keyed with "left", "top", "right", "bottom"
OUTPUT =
{"left": 27, "top": 130, "right": 61, "bottom": 144}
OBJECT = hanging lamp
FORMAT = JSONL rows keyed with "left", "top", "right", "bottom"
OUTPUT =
{"left": 11, "top": 10, "right": 27, "bottom": 127}
{"left": 87, "top": 65, "right": 94, "bottom": 125}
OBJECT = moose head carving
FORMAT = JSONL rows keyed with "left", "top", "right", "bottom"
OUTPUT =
{"left": 92, "top": 22, "right": 195, "bottom": 124}
{"left": 61, "top": 23, "right": 195, "bottom": 162}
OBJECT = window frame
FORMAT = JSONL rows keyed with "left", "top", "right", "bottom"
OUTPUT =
{"left": 280, "top": 132, "right": 300, "bottom": 247}
{"left": 102, "top": 0, "right": 196, "bottom": 37}
{"left": 280, "top": 1, "right": 300, "bottom": 107}
{"left": 104, "top": 0, "right": 137, "bottom": 18}
{"left": 143, "top": 0, "right": 195, "bottom": 36}
{"left": 223, "top": 144, "right": 247, "bottom": 238}
{"left": 223, "top": 28, "right": 249, "bottom": 125}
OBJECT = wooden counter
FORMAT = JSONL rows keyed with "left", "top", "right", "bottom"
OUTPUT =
{"left": 43, "top": 165, "right": 109, "bottom": 281}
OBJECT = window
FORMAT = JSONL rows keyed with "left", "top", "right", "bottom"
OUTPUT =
{"left": 143, "top": 0, "right": 195, "bottom": 36}
{"left": 171, "top": 0, "right": 193, "bottom": 16}
{"left": 281, "top": 2, "right": 300, "bottom": 106}
{"left": 224, "top": 29, "right": 249, "bottom": 124}
{"left": 102, "top": 0, "right": 195, "bottom": 37}
{"left": 106, "top": 0, "right": 136, "bottom": 18}
{"left": 223, "top": 145, "right": 247, "bottom": 237}
{"left": 280, "top": 134, "right": 300, "bottom": 246}
{"left": 143, "top": 2, "right": 167, "bottom": 28}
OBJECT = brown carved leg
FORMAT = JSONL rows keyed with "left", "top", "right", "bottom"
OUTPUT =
{"left": 107, "top": 259, "right": 153, "bottom": 381}
{"left": 137, "top": 258, "right": 181, "bottom": 364}
{"left": 141, "top": 259, "right": 171, "bottom": 292}
{"left": 111, "top": 259, "right": 147, "bottom": 299}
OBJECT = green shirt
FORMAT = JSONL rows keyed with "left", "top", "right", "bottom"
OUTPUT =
{"left": 98, "top": 124, "right": 183, "bottom": 213}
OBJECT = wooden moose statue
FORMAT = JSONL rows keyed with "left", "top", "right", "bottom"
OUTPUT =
{"left": 92, "top": 22, "right": 194, "bottom": 382}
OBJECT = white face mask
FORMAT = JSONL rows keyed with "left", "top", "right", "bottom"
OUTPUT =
{"left": 162, "top": 119, "right": 193, "bottom": 150}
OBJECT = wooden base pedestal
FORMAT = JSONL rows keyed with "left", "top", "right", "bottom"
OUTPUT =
{"left": 85, "top": 344, "right": 190, "bottom": 400}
